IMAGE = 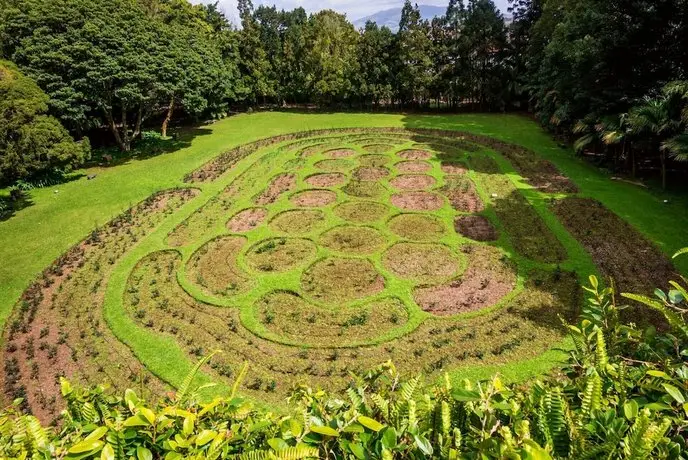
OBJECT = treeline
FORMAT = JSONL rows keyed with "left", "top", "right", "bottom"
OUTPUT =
{"left": 1, "top": 0, "right": 688, "bottom": 187}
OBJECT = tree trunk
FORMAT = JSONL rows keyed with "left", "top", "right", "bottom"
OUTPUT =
{"left": 660, "top": 150, "right": 667, "bottom": 189}
{"left": 103, "top": 107, "right": 126, "bottom": 152}
{"left": 133, "top": 104, "right": 143, "bottom": 140}
{"left": 162, "top": 95, "right": 175, "bottom": 138}
{"left": 121, "top": 107, "right": 130, "bottom": 152}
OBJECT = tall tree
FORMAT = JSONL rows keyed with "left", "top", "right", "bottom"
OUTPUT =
{"left": 357, "top": 22, "right": 395, "bottom": 108}
{"left": 463, "top": 0, "right": 509, "bottom": 110}
{"left": 395, "top": 1, "right": 433, "bottom": 106}
{"left": 279, "top": 8, "right": 309, "bottom": 104}
{"left": 0, "top": 61, "right": 89, "bottom": 184}
{"left": 3, "top": 0, "right": 170, "bottom": 150}
{"left": 304, "top": 10, "right": 359, "bottom": 104}
{"left": 236, "top": 0, "right": 273, "bottom": 104}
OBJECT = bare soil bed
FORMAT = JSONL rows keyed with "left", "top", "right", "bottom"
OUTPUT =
{"left": 255, "top": 173, "right": 296, "bottom": 205}
{"left": 398, "top": 149, "right": 433, "bottom": 160}
{"left": 391, "top": 191, "right": 445, "bottom": 211}
{"left": 455, "top": 215, "right": 498, "bottom": 241}
{"left": 333, "top": 201, "right": 389, "bottom": 223}
{"left": 319, "top": 226, "right": 385, "bottom": 254}
{"left": 290, "top": 190, "right": 337, "bottom": 207}
{"left": 389, "top": 174, "right": 436, "bottom": 191}
{"left": 395, "top": 160, "right": 432, "bottom": 173}
{"left": 270, "top": 209, "right": 327, "bottom": 234}
{"left": 227, "top": 207, "right": 268, "bottom": 232}
{"left": 353, "top": 166, "right": 390, "bottom": 181}
{"left": 415, "top": 246, "right": 516, "bottom": 315}
{"left": 305, "top": 173, "right": 346, "bottom": 187}
{"left": 383, "top": 243, "right": 460, "bottom": 282}
{"left": 388, "top": 214, "right": 447, "bottom": 241}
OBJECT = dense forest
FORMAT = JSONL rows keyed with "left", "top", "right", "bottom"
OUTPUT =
{"left": 1, "top": 0, "right": 688, "bottom": 187}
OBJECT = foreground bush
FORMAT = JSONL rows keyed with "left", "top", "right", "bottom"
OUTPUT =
{"left": 1, "top": 252, "right": 687, "bottom": 459}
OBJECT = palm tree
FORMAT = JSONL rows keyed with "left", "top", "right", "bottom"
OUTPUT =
{"left": 628, "top": 98, "right": 680, "bottom": 189}
{"left": 660, "top": 81, "right": 688, "bottom": 164}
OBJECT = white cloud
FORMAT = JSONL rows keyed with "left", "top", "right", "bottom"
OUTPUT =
{"left": 192, "top": 0, "right": 509, "bottom": 26}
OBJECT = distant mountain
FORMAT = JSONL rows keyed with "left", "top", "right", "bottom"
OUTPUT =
{"left": 352, "top": 5, "right": 446, "bottom": 32}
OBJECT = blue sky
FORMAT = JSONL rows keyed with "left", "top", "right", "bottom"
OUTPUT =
{"left": 193, "top": 0, "right": 510, "bottom": 25}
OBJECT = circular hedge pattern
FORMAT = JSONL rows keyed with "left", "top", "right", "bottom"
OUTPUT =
{"left": 6, "top": 128, "right": 589, "bottom": 415}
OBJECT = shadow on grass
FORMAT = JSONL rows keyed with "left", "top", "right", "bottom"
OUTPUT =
{"left": 87, "top": 126, "right": 214, "bottom": 169}
{"left": 0, "top": 193, "right": 34, "bottom": 222}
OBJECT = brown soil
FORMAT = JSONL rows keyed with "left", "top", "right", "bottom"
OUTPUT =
{"left": 1, "top": 190, "right": 189, "bottom": 422}
{"left": 391, "top": 192, "right": 444, "bottom": 211}
{"left": 227, "top": 208, "right": 268, "bottom": 232}
{"left": 362, "top": 144, "right": 394, "bottom": 154}
{"left": 255, "top": 173, "right": 296, "bottom": 205}
{"left": 383, "top": 243, "right": 459, "bottom": 282}
{"left": 388, "top": 214, "right": 446, "bottom": 241}
{"left": 353, "top": 166, "right": 390, "bottom": 181}
{"left": 270, "top": 209, "right": 327, "bottom": 234}
{"left": 305, "top": 173, "right": 346, "bottom": 188}
{"left": 398, "top": 149, "right": 432, "bottom": 160}
{"left": 389, "top": 174, "right": 436, "bottom": 191}
{"left": 442, "top": 177, "right": 484, "bottom": 213}
{"left": 396, "top": 160, "right": 431, "bottom": 173}
{"left": 441, "top": 163, "right": 468, "bottom": 175}
{"left": 301, "top": 258, "right": 385, "bottom": 304}
{"left": 333, "top": 201, "right": 389, "bottom": 223}
{"left": 415, "top": 245, "right": 516, "bottom": 315}
{"left": 290, "top": 190, "right": 337, "bottom": 207}
{"left": 552, "top": 197, "right": 677, "bottom": 295}
{"left": 455, "top": 215, "right": 498, "bottom": 242}
{"left": 325, "top": 148, "right": 356, "bottom": 158}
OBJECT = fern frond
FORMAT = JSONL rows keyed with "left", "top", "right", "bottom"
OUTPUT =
{"left": 595, "top": 329, "right": 609, "bottom": 370}
{"left": 176, "top": 350, "right": 220, "bottom": 403}
{"left": 622, "top": 293, "right": 688, "bottom": 340}
{"left": 538, "top": 389, "right": 570, "bottom": 457}
{"left": 580, "top": 371, "right": 602, "bottom": 421}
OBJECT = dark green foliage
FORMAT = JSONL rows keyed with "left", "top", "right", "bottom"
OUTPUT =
{"left": 0, "top": 61, "right": 89, "bottom": 185}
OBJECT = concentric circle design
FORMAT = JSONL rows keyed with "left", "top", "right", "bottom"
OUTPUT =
{"left": 11, "top": 127, "right": 587, "bottom": 413}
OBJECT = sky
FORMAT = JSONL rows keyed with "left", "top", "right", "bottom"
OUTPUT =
{"left": 192, "top": 0, "right": 510, "bottom": 25}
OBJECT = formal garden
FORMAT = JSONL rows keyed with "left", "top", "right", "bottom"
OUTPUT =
{"left": 3, "top": 124, "right": 681, "bottom": 426}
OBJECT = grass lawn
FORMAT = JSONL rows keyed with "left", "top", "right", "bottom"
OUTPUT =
{"left": 1, "top": 113, "right": 686, "bottom": 401}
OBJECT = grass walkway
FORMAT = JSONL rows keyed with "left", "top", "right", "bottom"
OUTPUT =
{"left": 1, "top": 112, "right": 686, "bottom": 333}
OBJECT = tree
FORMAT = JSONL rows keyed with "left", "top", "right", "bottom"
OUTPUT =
{"left": 279, "top": 8, "right": 309, "bottom": 104}
{"left": 0, "top": 61, "right": 89, "bottom": 185}
{"left": 236, "top": 0, "right": 274, "bottom": 105}
{"left": 395, "top": 1, "right": 433, "bottom": 106}
{"left": 628, "top": 82, "right": 688, "bottom": 189}
{"left": 304, "top": 10, "right": 359, "bottom": 104}
{"left": 463, "top": 0, "right": 509, "bottom": 110}
{"left": 3, "top": 0, "right": 168, "bottom": 151}
{"left": 357, "top": 22, "right": 395, "bottom": 108}
{"left": 143, "top": 0, "right": 234, "bottom": 136}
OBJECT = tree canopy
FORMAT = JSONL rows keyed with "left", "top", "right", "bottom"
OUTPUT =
{"left": 0, "top": 60, "right": 89, "bottom": 185}
{"left": 1, "top": 0, "right": 687, "bottom": 186}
